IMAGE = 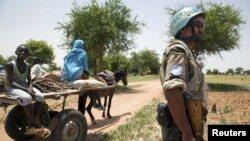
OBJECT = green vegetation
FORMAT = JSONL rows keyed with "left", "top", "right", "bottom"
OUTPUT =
{"left": 207, "top": 83, "right": 248, "bottom": 91}
{"left": 115, "top": 85, "right": 132, "bottom": 93}
{"left": 127, "top": 75, "right": 159, "bottom": 83}
{"left": 101, "top": 99, "right": 161, "bottom": 141}
{"left": 25, "top": 39, "right": 55, "bottom": 64}
{"left": 223, "top": 105, "right": 232, "bottom": 114}
{"left": 117, "top": 74, "right": 250, "bottom": 92}
{"left": 129, "top": 50, "right": 160, "bottom": 76}
{"left": 166, "top": 2, "right": 246, "bottom": 58}
{"left": 125, "top": 74, "right": 250, "bottom": 91}
{"left": 115, "top": 75, "right": 159, "bottom": 93}
{"left": 57, "top": 0, "right": 144, "bottom": 72}
{"left": 205, "top": 75, "right": 250, "bottom": 91}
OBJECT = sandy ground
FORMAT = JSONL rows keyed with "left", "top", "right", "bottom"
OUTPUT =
{"left": 0, "top": 80, "right": 250, "bottom": 141}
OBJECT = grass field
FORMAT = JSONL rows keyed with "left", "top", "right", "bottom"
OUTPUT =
{"left": 127, "top": 75, "right": 160, "bottom": 82}
{"left": 101, "top": 99, "right": 162, "bottom": 141}
{"left": 205, "top": 75, "right": 250, "bottom": 91}
{"left": 126, "top": 74, "right": 250, "bottom": 91}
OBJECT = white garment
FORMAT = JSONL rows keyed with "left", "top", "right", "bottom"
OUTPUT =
{"left": 69, "top": 79, "right": 107, "bottom": 90}
{"left": 31, "top": 64, "right": 48, "bottom": 80}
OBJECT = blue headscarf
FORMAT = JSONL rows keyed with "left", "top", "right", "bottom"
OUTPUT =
{"left": 61, "top": 39, "right": 89, "bottom": 81}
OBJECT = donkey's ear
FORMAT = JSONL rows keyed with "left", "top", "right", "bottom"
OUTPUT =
{"left": 124, "top": 67, "right": 127, "bottom": 72}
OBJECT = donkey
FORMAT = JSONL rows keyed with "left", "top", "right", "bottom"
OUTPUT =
{"left": 78, "top": 68, "right": 128, "bottom": 124}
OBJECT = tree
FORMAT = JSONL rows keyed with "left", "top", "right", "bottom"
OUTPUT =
{"left": 48, "top": 63, "right": 60, "bottom": 71}
{"left": 212, "top": 69, "right": 219, "bottom": 75}
{"left": 235, "top": 67, "right": 243, "bottom": 75}
{"left": 25, "top": 39, "right": 55, "bottom": 64}
{"left": 206, "top": 69, "right": 212, "bottom": 74}
{"left": 165, "top": 2, "right": 246, "bottom": 58}
{"left": 243, "top": 70, "right": 250, "bottom": 75}
{"left": 6, "top": 55, "right": 16, "bottom": 62}
{"left": 104, "top": 54, "right": 129, "bottom": 72}
{"left": 130, "top": 49, "right": 160, "bottom": 76}
{"left": 225, "top": 68, "right": 234, "bottom": 75}
{"left": 129, "top": 52, "right": 140, "bottom": 75}
{"left": 0, "top": 55, "right": 7, "bottom": 66}
{"left": 56, "top": 0, "right": 144, "bottom": 73}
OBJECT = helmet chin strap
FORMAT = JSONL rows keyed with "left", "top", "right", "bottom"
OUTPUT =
{"left": 180, "top": 26, "right": 202, "bottom": 44}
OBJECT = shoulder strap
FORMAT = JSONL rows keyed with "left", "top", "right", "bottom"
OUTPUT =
{"left": 168, "top": 40, "right": 195, "bottom": 82}
{"left": 168, "top": 40, "right": 192, "bottom": 57}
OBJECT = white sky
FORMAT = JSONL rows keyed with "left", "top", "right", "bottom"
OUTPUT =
{"left": 0, "top": 0, "right": 249, "bottom": 72}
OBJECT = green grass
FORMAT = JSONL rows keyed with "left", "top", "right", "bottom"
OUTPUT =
{"left": 223, "top": 105, "right": 232, "bottom": 114}
{"left": 205, "top": 75, "right": 250, "bottom": 91}
{"left": 126, "top": 74, "right": 250, "bottom": 91}
{"left": 115, "top": 75, "right": 160, "bottom": 93}
{"left": 100, "top": 99, "right": 161, "bottom": 141}
{"left": 115, "top": 83, "right": 147, "bottom": 93}
{"left": 127, "top": 75, "right": 159, "bottom": 82}
{"left": 207, "top": 83, "right": 249, "bottom": 91}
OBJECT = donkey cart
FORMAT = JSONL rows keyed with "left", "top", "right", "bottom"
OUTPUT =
{"left": 0, "top": 80, "right": 115, "bottom": 141}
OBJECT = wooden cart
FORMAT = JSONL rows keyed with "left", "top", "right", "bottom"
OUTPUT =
{"left": 0, "top": 83, "right": 115, "bottom": 141}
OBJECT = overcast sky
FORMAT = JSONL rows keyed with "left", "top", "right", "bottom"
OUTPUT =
{"left": 0, "top": 0, "right": 249, "bottom": 72}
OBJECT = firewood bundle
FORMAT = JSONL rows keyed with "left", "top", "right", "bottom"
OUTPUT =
{"left": 0, "top": 74, "right": 6, "bottom": 93}
{"left": 33, "top": 78, "right": 73, "bottom": 93}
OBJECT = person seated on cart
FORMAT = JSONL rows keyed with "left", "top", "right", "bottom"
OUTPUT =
{"left": 5, "top": 44, "right": 51, "bottom": 138}
{"left": 30, "top": 56, "right": 48, "bottom": 81}
{"left": 61, "top": 39, "right": 105, "bottom": 110}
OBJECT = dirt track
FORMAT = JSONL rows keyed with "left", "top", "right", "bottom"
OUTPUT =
{"left": 1, "top": 80, "right": 250, "bottom": 141}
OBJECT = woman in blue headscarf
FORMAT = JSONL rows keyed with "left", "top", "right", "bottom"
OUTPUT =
{"left": 62, "top": 39, "right": 105, "bottom": 110}
{"left": 61, "top": 39, "right": 89, "bottom": 81}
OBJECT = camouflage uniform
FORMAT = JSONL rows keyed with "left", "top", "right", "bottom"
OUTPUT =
{"left": 160, "top": 39, "right": 208, "bottom": 141}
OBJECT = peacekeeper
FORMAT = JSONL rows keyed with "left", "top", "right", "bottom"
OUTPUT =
{"left": 159, "top": 6, "right": 208, "bottom": 141}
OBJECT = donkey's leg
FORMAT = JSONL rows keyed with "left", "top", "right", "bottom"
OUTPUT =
{"left": 78, "top": 93, "right": 87, "bottom": 115}
{"left": 102, "top": 96, "right": 108, "bottom": 118}
{"left": 86, "top": 94, "right": 97, "bottom": 124}
{"left": 107, "top": 89, "right": 115, "bottom": 118}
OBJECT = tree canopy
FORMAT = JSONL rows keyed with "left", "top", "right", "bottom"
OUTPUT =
{"left": 25, "top": 39, "right": 55, "bottom": 64}
{"left": 104, "top": 54, "right": 129, "bottom": 72}
{"left": 0, "top": 55, "right": 7, "bottom": 66}
{"left": 165, "top": 2, "right": 246, "bottom": 58}
{"left": 130, "top": 49, "right": 160, "bottom": 76}
{"left": 57, "top": 0, "right": 144, "bottom": 73}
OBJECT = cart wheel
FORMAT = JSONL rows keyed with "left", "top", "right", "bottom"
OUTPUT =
{"left": 4, "top": 105, "right": 34, "bottom": 140}
{"left": 48, "top": 109, "right": 87, "bottom": 141}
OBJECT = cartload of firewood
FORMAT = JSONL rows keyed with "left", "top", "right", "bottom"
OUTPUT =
{"left": 0, "top": 74, "right": 6, "bottom": 93}
{"left": 33, "top": 78, "right": 74, "bottom": 93}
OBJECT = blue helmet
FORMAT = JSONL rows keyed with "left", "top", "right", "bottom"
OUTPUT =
{"left": 170, "top": 7, "right": 205, "bottom": 37}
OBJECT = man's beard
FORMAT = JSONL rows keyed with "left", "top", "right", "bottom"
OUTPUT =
{"left": 179, "top": 33, "right": 203, "bottom": 44}
{"left": 188, "top": 33, "right": 203, "bottom": 43}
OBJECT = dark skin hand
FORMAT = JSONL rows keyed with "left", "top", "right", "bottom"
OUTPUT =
{"left": 166, "top": 88, "right": 195, "bottom": 141}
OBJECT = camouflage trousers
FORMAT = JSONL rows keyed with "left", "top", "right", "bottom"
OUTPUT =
{"left": 160, "top": 122, "right": 181, "bottom": 141}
